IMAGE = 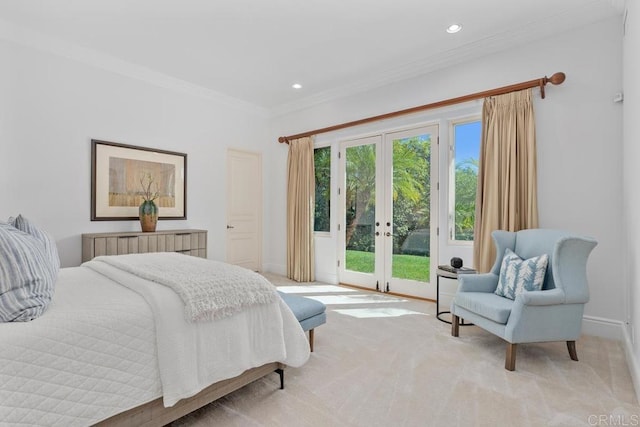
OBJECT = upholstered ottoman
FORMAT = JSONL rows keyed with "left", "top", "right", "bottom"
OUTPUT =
{"left": 278, "top": 291, "right": 326, "bottom": 352}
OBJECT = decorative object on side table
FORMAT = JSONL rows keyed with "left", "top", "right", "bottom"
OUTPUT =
{"left": 450, "top": 256, "right": 463, "bottom": 268}
{"left": 139, "top": 173, "right": 159, "bottom": 232}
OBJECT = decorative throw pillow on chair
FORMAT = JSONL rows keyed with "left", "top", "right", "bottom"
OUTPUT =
{"left": 494, "top": 248, "right": 549, "bottom": 300}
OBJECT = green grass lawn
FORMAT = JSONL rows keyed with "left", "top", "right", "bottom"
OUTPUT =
{"left": 345, "top": 250, "right": 430, "bottom": 282}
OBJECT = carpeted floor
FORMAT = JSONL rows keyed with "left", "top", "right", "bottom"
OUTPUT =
{"left": 171, "top": 274, "right": 639, "bottom": 426}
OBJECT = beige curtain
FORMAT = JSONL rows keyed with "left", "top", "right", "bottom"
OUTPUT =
{"left": 286, "top": 136, "right": 315, "bottom": 281}
{"left": 473, "top": 89, "right": 538, "bottom": 272}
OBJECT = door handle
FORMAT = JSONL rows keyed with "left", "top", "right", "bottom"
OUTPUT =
{"left": 226, "top": 225, "right": 235, "bottom": 229}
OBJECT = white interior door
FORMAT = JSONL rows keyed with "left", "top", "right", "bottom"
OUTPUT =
{"left": 226, "top": 148, "right": 262, "bottom": 271}
{"left": 338, "top": 125, "right": 438, "bottom": 298}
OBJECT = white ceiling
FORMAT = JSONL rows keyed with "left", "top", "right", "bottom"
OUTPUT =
{"left": 0, "top": 0, "right": 624, "bottom": 113}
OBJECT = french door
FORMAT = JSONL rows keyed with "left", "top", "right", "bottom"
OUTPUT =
{"left": 338, "top": 125, "right": 438, "bottom": 298}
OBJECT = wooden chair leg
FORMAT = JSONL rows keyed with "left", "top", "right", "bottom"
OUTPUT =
{"left": 567, "top": 340, "right": 578, "bottom": 361}
{"left": 309, "top": 329, "right": 314, "bottom": 352}
{"left": 451, "top": 315, "right": 460, "bottom": 337}
{"left": 505, "top": 343, "right": 517, "bottom": 371}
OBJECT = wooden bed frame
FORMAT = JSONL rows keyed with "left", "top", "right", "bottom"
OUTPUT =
{"left": 95, "top": 362, "right": 284, "bottom": 427}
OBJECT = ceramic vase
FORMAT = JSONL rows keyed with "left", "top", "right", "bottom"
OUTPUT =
{"left": 139, "top": 200, "right": 158, "bottom": 232}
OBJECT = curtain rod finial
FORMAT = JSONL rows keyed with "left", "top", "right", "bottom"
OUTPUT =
{"left": 278, "top": 137, "right": 289, "bottom": 144}
{"left": 548, "top": 72, "right": 566, "bottom": 85}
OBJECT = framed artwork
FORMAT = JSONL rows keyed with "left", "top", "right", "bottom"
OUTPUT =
{"left": 91, "top": 139, "right": 187, "bottom": 220}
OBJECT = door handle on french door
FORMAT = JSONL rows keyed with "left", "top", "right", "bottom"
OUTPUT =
{"left": 226, "top": 225, "right": 235, "bottom": 229}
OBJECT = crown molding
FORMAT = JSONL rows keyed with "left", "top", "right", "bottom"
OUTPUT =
{"left": 270, "top": 2, "right": 622, "bottom": 117}
{"left": 0, "top": 18, "right": 269, "bottom": 117}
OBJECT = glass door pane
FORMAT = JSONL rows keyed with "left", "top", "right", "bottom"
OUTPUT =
{"left": 339, "top": 136, "right": 382, "bottom": 290}
{"left": 383, "top": 125, "right": 438, "bottom": 299}
{"left": 390, "top": 134, "right": 432, "bottom": 282}
{"left": 345, "top": 143, "right": 376, "bottom": 274}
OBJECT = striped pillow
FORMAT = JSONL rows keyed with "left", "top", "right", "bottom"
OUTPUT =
{"left": 13, "top": 215, "right": 60, "bottom": 272}
{"left": 495, "top": 248, "right": 549, "bottom": 300}
{"left": 0, "top": 223, "right": 57, "bottom": 322}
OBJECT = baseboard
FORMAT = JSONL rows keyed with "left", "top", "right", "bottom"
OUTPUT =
{"left": 582, "top": 315, "right": 640, "bottom": 402}
{"left": 582, "top": 315, "right": 624, "bottom": 340}
{"left": 262, "top": 263, "right": 286, "bottom": 276}
{"left": 262, "top": 263, "right": 337, "bottom": 284}
{"left": 622, "top": 325, "right": 640, "bottom": 404}
{"left": 315, "top": 272, "right": 337, "bottom": 284}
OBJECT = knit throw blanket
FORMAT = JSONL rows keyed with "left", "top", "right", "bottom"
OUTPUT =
{"left": 91, "top": 253, "right": 277, "bottom": 322}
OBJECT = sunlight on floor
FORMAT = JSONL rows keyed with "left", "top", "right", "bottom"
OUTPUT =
{"left": 301, "top": 294, "right": 408, "bottom": 305}
{"left": 334, "top": 307, "right": 429, "bottom": 318}
{"left": 274, "top": 283, "right": 425, "bottom": 317}
{"left": 276, "top": 285, "right": 356, "bottom": 294}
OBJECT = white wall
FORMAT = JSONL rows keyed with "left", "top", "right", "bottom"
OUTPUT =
{"left": 0, "top": 39, "right": 270, "bottom": 267}
{"left": 623, "top": 0, "right": 640, "bottom": 399}
{"left": 0, "top": 51, "right": 9, "bottom": 199}
{"left": 267, "top": 17, "right": 624, "bottom": 338}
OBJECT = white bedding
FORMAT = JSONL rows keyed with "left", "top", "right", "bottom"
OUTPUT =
{"left": 85, "top": 260, "right": 310, "bottom": 407}
{"left": 0, "top": 267, "right": 160, "bottom": 426}
{"left": 0, "top": 263, "right": 310, "bottom": 426}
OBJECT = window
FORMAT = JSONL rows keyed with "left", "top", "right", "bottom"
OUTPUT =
{"left": 450, "top": 119, "right": 481, "bottom": 241}
{"left": 314, "top": 146, "right": 331, "bottom": 232}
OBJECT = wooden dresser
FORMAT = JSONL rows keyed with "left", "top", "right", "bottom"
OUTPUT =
{"left": 81, "top": 229, "right": 207, "bottom": 262}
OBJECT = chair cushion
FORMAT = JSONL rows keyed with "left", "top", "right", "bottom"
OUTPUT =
{"left": 300, "top": 312, "right": 327, "bottom": 332}
{"left": 453, "top": 292, "right": 513, "bottom": 324}
{"left": 495, "top": 248, "right": 548, "bottom": 300}
{"left": 278, "top": 291, "right": 326, "bottom": 322}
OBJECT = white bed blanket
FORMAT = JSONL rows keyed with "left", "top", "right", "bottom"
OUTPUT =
{"left": 85, "top": 261, "right": 310, "bottom": 407}
{"left": 90, "top": 253, "right": 277, "bottom": 322}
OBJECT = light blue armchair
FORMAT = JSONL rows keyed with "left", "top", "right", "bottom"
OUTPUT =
{"left": 450, "top": 229, "right": 597, "bottom": 371}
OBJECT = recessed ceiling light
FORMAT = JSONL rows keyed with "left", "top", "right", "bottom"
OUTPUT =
{"left": 446, "top": 24, "right": 462, "bottom": 34}
{"left": 292, "top": 83, "right": 302, "bottom": 89}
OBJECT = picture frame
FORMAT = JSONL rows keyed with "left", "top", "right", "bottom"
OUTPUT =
{"left": 91, "top": 139, "right": 187, "bottom": 221}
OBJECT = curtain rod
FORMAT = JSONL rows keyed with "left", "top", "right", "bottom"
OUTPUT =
{"left": 278, "top": 72, "right": 566, "bottom": 144}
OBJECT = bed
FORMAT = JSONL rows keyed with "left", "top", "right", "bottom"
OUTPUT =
{"left": 0, "top": 251, "right": 310, "bottom": 426}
